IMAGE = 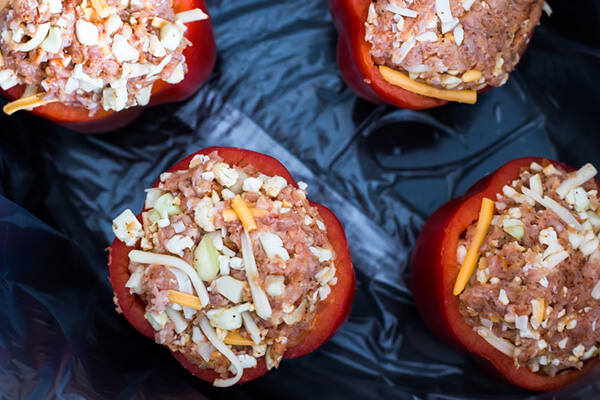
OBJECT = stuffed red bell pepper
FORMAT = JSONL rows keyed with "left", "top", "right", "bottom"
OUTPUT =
{"left": 411, "top": 157, "right": 600, "bottom": 391}
{"left": 0, "top": 0, "right": 215, "bottom": 133}
{"left": 108, "top": 147, "right": 356, "bottom": 386}
{"left": 328, "top": 0, "right": 545, "bottom": 109}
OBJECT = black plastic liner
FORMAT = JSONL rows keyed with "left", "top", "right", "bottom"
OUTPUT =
{"left": 1, "top": 0, "right": 600, "bottom": 398}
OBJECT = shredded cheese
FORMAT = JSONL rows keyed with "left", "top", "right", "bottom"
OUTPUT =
{"left": 199, "top": 316, "right": 244, "bottom": 387}
{"left": 3, "top": 95, "right": 58, "bottom": 115}
{"left": 128, "top": 250, "right": 210, "bottom": 307}
{"left": 453, "top": 198, "right": 494, "bottom": 295}
{"left": 476, "top": 327, "right": 516, "bottom": 357}
{"left": 222, "top": 207, "right": 267, "bottom": 222}
{"left": 167, "top": 289, "right": 204, "bottom": 310}
{"left": 241, "top": 230, "right": 272, "bottom": 319}
{"left": 175, "top": 8, "right": 209, "bottom": 23}
{"left": 151, "top": 17, "right": 169, "bottom": 28}
{"left": 231, "top": 195, "right": 257, "bottom": 231}
{"left": 378, "top": 66, "right": 477, "bottom": 104}
{"left": 223, "top": 331, "right": 257, "bottom": 346}
{"left": 556, "top": 163, "right": 597, "bottom": 199}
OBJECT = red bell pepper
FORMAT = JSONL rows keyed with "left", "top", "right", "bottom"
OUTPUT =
{"left": 328, "top": 0, "right": 447, "bottom": 110}
{"left": 410, "top": 157, "right": 599, "bottom": 391}
{"left": 0, "top": 0, "right": 215, "bottom": 133}
{"left": 108, "top": 147, "right": 356, "bottom": 385}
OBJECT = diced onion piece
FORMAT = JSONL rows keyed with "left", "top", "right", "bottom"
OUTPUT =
{"left": 502, "top": 218, "right": 524, "bottom": 240}
{"left": 112, "top": 34, "right": 139, "bottom": 63}
{"left": 160, "top": 23, "right": 183, "bottom": 51}
{"left": 165, "top": 307, "right": 188, "bottom": 333}
{"left": 476, "top": 327, "right": 516, "bottom": 357}
{"left": 215, "top": 276, "right": 245, "bottom": 303}
{"left": 3, "top": 94, "right": 58, "bottom": 115}
{"left": 145, "top": 311, "right": 168, "bottom": 331}
{"left": 128, "top": 250, "right": 210, "bottom": 306}
{"left": 176, "top": 8, "right": 208, "bottom": 23}
{"left": 153, "top": 193, "right": 182, "bottom": 219}
{"left": 222, "top": 207, "right": 267, "bottom": 222}
{"left": 112, "top": 209, "right": 143, "bottom": 246}
{"left": 76, "top": 20, "right": 99, "bottom": 46}
{"left": 453, "top": 198, "right": 494, "bottom": 295}
{"left": 194, "top": 235, "right": 220, "bottom": 281}
{"left": 206, "top": 303, "right": 250, "bottom": 330}
{"left": 231, "top": 195, "right": 257, "bottom": 231}
{"left": 265, "top": 275, "right": 285, "bottom": 297}
{"left": 556, "top": 163, "right": 597, "bottom": 199}
{"left": 379, "top": 66, "right": 477, "bottom": 104}
{"left": 125, "top": 266, "right": 144, "bottom": 294}
{"left": 16, "top": 23, "right": 50, "bottom": 52}
{"left": 241, "top": 230, "right": 272, "bottom": 319}
{"left": 199, "top": 316, "right": 244, "bottom": 387}
{"left": 41, "top": 26, "right": 62, "bottom": 53}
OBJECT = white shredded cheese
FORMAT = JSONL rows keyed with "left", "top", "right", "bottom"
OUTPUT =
{"left": 128, "top": 250, "right": 210, "bottom": 307}
{"left": 386, "top": 4, "right": 417, "bottom": 18}
{"left": 556, "top": 164, "right": 597, "bottom": 199}
{"left": 16, "top": 23, "right": 50, "bottom": 52}
{"left": 165, "top": 307, "right": 188, "bottom": 333}
{"left": 175, "top": 8, "right": 208, "bottom": 23}
{"left": 241, "top": 230, "right": 272, "bottom": 319}
{"left": 476, "top": 327, "right": 515, "bottom": 357}
{"left": 199, "top": 316, "right": 244, "bottom": 387}
{"left": 415, "top": 31, "right": 438, "bottom": 42}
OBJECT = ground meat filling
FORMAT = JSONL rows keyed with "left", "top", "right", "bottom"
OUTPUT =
{"left": 112, "top": 152, "right": 338, "bottom": 386}
{"left": 365, "top": 0, "right": 544, "bottom": 91}
{"left": 0, "top": 0, "right": 207, "bottom": 113}
{"left": 458, "top": 160, "right": 600, "bottom": 376}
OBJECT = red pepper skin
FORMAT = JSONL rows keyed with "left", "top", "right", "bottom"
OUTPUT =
{"left": 0, "top": 0, "right": 215, "bottom": 133}
{"left": 410, "top": 157, "right": 599, "bottom": 391}
{"left": 328, "top": 0, "right": 447, "bottom": 110}
{"left": 108, "top": 147, "right": 356, "bottom": 385}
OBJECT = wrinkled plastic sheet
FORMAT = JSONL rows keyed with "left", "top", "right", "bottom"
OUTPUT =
{"left": 1, "top": 0, "right": 600, "bottom": 398}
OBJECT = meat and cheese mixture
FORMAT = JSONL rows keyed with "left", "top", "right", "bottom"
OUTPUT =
{"left": 0, "top": 0, "right": 207, "bottom": 114}
{"left": 365, "top": 0, "right": 545, "bottom": 91}
{"left": 457, "top": 160, "right": 600, "bottom": 376}
{"left": 112, "top": 152, "right": 338, "bottom": 387}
